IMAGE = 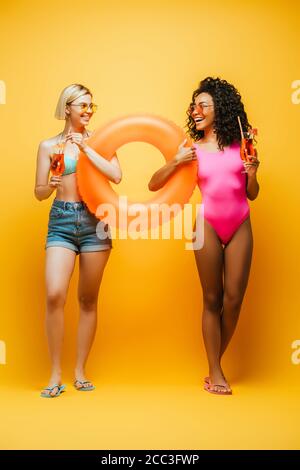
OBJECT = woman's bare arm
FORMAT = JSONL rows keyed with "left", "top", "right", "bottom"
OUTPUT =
{"left": 34, "top": 141, "right": 61, "bottom": 201}
{"left": 148, "top": 140, "right": 197, "bottom": 191}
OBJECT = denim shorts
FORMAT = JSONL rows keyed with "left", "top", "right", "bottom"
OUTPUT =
{"left": 45, "top": 199, "right": 112, "bottom": 254}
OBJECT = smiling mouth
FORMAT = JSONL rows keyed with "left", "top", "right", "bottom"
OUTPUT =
{"left": 194, "top": 117, "right": 204, "bottom": 123}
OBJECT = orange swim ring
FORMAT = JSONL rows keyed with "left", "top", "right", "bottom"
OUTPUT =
{"left": 77, "top": 114, "right": 197, "bottom": 227}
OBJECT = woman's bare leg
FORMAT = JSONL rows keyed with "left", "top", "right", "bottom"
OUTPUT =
{"left": 43, "top": 247, "right": 76, "bottom": 396}
{"left": 194, "top": 220, "right": 228, "bottom": 392}
{"left": 74, "top": 249, "right": 111, "bottom": 388}
{"left": 220, "top": 217, "right": 253, "bottom": 358}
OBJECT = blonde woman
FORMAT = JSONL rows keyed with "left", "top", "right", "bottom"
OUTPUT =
{"left": 35, "top": 84, "right": 122, "bottom": 397}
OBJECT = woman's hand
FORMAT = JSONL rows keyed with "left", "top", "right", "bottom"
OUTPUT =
{"left": 148, "top": 139, "right": 196, "bottom": 191}
{"left": 48, "top": 175, "right": 62, "bottom": 188}
{"left": 243, "top": 151, "right": 260, "bottom": 178}
{"left": 65, "top": 131, "right": 88, "bottom": 152}
{"left": 174, "top": 139, "right": 197, "bottom": 166}
{"left": 245, "top": 151, "right": 260, "bottom": 200}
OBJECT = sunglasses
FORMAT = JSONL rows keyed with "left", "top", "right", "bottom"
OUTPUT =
{"left": 189, "top": 103, "right": 214, "bottom": 113}
{"left": 68, "top": 102, "right": 98, "bottom": 113}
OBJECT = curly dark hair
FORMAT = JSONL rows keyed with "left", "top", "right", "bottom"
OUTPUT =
{"left": 186, "top": 77, "right": 251, "bottom": 150}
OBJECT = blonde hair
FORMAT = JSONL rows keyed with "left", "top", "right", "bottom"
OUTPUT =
{"left": 55, "top": 83, "right": 92, "bottom": 120}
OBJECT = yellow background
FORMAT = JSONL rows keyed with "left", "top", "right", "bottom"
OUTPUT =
{"left": 0, "top": 0, "right": 299, "bottom": 449}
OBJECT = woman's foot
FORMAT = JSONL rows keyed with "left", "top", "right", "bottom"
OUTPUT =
{"left": 74, "top": 379, "right": 95, "bottom": 391}
{"left": 74, "top": 369, "right": 95, "bottom": 391}
{"left": 204, "top": 373, "right": 230, "bottom": 386}
{"left": 204, "top": 369, "right": 232, "bottom": 394}
{"left": 41, "top": 372, "right": 65, "bottom": 397}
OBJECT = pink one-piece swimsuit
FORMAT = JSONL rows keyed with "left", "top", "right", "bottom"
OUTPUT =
{"left": 194, "top": 141, "right": 250, "bottom": 245}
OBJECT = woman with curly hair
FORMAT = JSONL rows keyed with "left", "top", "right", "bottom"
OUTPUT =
{"left": 148, "top": 77, "right": 260, "bottom": 395}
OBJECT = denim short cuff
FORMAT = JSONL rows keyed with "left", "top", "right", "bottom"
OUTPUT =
{"left": 45, "top": 241, "right": 79, "bottom": 253}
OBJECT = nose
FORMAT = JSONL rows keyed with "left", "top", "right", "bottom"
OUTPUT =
{"left": 192, "top": 111, "right": 201, "bottom": 119}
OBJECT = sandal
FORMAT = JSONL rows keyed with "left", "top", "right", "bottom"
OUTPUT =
{"left": 204, "top": 376, "right": 231, "bottom": 391}
{"left": 40, "top": 384, "right": 66, "bottom": 398}
{"left": 204, "top": 381, "right": 232, "bottom": 395}
{"left": 74, "top": 380, "right": 95, "bottom": 391}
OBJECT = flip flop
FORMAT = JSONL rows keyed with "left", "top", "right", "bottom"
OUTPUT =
{"left": 74, "top": 380, "right": 95, "bottom": 391}
{"left": 40, "top": 384, "right": 66, "bottom": 398}
{"left": 204, "top": 382, "right": 232, "bottom": 395}
{"left": 204, "top": 376, "right": 231, "bottom": 389}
